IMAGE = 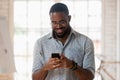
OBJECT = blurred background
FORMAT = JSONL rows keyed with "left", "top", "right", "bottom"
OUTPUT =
{"left": 0, "top": 0, "right": 120, "bottom": 80}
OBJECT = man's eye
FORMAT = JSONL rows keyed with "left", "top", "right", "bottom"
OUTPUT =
{"left": 59, "top": 21, "right": 66, "bottom": 24}
{"left": 52, "top": 22, "right": 57, "bottom": 24}
{"left": 51, "top": 21, "right": 66, "bottom": 26}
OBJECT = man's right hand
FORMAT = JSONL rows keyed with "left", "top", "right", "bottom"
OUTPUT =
{"left": 43, "top": 58, "right": 62, "bottom": 71}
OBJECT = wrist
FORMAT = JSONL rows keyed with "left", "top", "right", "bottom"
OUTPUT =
{"left": 42, "top": 64, "right": 48, "bottom": 71}
{"left": 70, "top": 60, "right": 78, "bottom": 71}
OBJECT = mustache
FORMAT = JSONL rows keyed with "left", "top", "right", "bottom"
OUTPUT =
{"left": 55, "top": 27, "right": 64, "bottom": 30}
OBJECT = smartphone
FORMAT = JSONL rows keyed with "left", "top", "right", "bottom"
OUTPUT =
{"left": 51, "top": 53, "right": 60, "bottom": 59}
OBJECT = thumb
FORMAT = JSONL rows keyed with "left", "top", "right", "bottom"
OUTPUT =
{"left": 60, "top": 54, "right": 65, "bottom": 59}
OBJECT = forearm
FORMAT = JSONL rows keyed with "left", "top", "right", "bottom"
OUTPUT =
{"left": 32, "top": 67, "right": 48, "bottom": 80}
{"left": 73, "top": 66, "right": 94, "bottom": 80}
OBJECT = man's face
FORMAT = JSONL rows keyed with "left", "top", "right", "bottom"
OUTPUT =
{"left": 50, "top": 12, "right": 71, "bottom": 38}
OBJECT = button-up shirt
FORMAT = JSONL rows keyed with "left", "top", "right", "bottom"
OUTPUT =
{"left": 32, "top": 29, "right": 95, "bottom": 80}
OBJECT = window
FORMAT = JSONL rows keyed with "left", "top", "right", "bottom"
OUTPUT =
{"left": 14, "top": 0, "right": 102, "bottom": 80}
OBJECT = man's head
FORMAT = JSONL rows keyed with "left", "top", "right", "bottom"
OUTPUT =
{"left": 49, "top": 3, "right": 69, "bottom": 15}
{"left": 49, "top": 3, "right": 71, "bottom": 38}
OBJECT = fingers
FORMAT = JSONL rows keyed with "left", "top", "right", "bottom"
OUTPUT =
{"left": 52, "top": 62, "right": 62, "bottom": 68}
{"left": 59, "top": 55, "right": 73, "bottom": 69}
{"left": 60, "top": 54, "right": 65, "bottom": 59}
{"left": 45, "top": 55, "right": 72, "bottom": 70}
{"left": 49, "top": 58, "right": 62, "bottom": 69}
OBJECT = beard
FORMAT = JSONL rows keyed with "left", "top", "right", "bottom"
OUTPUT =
{"left": 53, "top": 26, "right": 71, "bottom": 38}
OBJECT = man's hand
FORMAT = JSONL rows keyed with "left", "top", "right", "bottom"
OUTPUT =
{"left": 60, "top": 54, "right": 73, "bottom": 69}
{"left": 43, "top": 58, "right": 62, "bottom": 71}
{"left": 43, "top": 54, "right": 73, "bottom": 71}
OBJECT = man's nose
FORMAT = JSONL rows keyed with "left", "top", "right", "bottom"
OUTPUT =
{"left": 56, "top": 23, "right": 62, "bottom": 28}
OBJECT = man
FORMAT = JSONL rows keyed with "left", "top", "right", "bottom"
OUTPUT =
{"left": 32, "top": 3, "right": 95, "bottom": 80}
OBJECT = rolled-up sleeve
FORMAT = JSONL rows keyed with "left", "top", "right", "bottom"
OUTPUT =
{"left": 32, "top": 39, "right": 43, "bottom": 73}
{"left": 83, "top": 38, "right": 95, "bottom": 76}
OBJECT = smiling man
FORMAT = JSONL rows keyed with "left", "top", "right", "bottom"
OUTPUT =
{"left": 32, "top": 3, "right": 95, "bottom": 80}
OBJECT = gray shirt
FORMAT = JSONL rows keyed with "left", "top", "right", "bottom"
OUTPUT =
{"left": 32, "top": 29, "right": 95, "bottom": 80}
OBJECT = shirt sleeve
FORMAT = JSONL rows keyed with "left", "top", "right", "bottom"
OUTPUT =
{"left": 83, "top": 38, "right": 95, "bottom": 76}
{"left": 32, "top": 39, "right": 43, "bottom": 73}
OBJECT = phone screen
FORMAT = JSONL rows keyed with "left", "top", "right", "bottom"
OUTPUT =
{"left": 51, "top": 53, "right": 60, "bottom": 59}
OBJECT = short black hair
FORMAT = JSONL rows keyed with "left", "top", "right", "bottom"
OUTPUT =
{"left": 49, "top": 3, "right": 69, "bottom": 15}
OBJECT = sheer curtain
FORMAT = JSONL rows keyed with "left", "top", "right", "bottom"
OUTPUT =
{"left": 14, "top": 0, "right": 102, "bottom": 80}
